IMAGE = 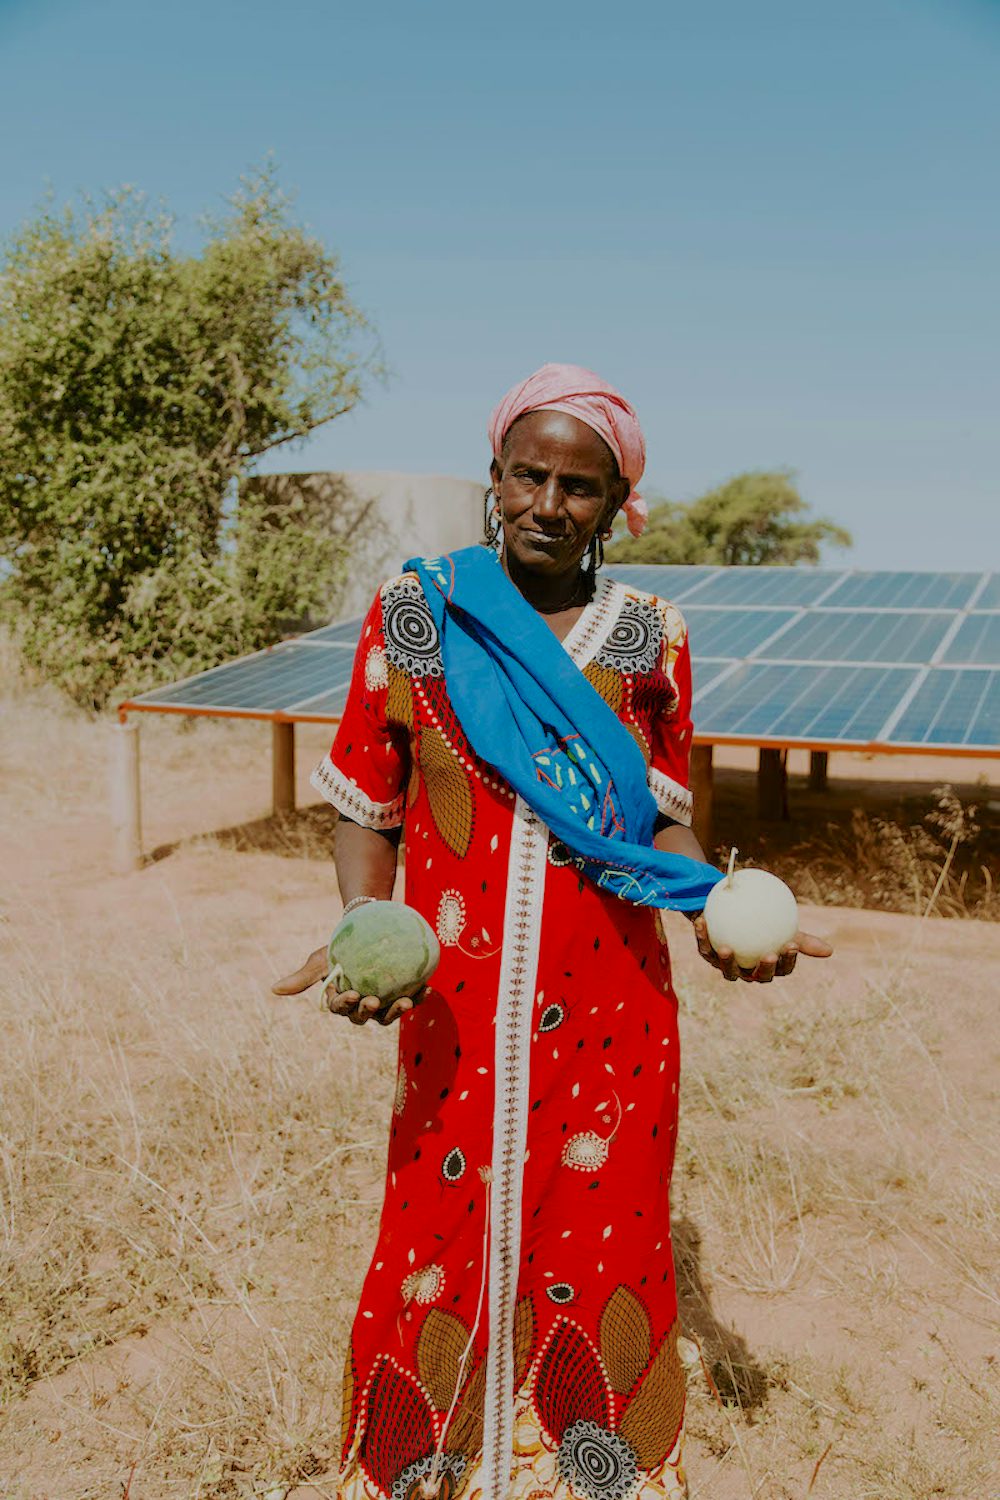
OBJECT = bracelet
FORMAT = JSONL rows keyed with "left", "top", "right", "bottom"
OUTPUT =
{"left": 342, "top": 894, "right": 377, "bottom": 915}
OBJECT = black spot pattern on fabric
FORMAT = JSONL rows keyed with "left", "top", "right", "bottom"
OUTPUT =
{"left": 402, "top": 1201, "right": 408, "bottom": 1210}
{"left": 455, "top": 981, "right": 465, "bottom": 992}
{"left": 640, "top": 1275, "right": 647, "bottom": 1287}
{"left": 577, "top": 1039, "right": 585, "bottom": 1050}
{"left": 564, "top": 971, "right": 573, "bottom": 978}
{"left": 527, "top": 1251, "right": 534, "bottom": 1264}
{"left": 603, "top": 1037, "right": 612, "bottom": 1049}
{"left": 453, "top": 1293, "right": 462, "bottom": 1303}
{"left": 588, "top": 1181, "right": 600, "bottom": 1191}
{"left": 414, "top": 1052, "right": 423, "bottom": 1066}
{"left": 532, "top": 1099, "right": 542, "bottom": 1112}
{"left": 623, "top": 935, "right": 629, "bottom": 947}
{"left": 633, "top": 1065, "right": 642, "bottom": 1077}
{"left": 440, "top": 1087, "right": 450, "bottom": 1100}
{"left": 644, "top": 1021, "right": 650, "bottom": 1035}
{"left": 640, "top": 957, "right": 648, "bottom": 971}
{"left": 652, "top": 1124, "right": 659, "bottom": 1139}
{"left": 593, "top": 936, "right": 601, "bottom": 950}
{"left": 533, "top": 1206, "right": 542, "bottom": 1218}
{"left": 454, "top": 1045, "right": 462, "bottom": 1058}
{"left": 414, "top": 1148, "right": 421, "bottom": 1161}
{"left": 467, "top": 1200, "right": 475, "bottom": 1214}
{"left": 561, "top": 1122, "right": 568, "bottom": 1133}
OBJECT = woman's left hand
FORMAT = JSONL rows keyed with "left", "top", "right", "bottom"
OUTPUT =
{"left": 691, "top": 915, "right": 833, "bottom": 982}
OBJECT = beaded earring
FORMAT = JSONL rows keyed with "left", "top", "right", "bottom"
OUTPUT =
{"left": 482, "top": 487, "right": 503, "bottom": 550}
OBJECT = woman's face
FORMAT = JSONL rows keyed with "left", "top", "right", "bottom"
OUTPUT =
{"left": 491, "top": 410, "right": 628, "bottom": 581}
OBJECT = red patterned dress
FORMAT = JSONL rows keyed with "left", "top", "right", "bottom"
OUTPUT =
{"left": 311, "top": 568, "right": 696, "bottom": 1500}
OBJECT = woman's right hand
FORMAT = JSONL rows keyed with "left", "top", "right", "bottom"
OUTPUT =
{"left": 271, "top": 946, "right": 420, "bottom": 1026}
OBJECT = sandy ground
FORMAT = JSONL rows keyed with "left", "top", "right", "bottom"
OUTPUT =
{"left": 0, "top": 694, "right": 998, "bottom": 1499}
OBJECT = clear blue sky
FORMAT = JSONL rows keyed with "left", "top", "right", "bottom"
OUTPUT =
{"left": 1, "top": 0, "right": 997, "bottom": 568}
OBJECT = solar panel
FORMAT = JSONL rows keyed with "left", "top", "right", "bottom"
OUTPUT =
{"left": 133, "top": 641, "right": 355, "bottom": 714}
{"left": 942, "top": 614, "right": 1000, "bottom": 666}
{"left": 974, "top": 574, "right": 1000, "bottom": 610}
{"left": 755, "top": 609, "right": 951, "bottom": 664}
{"left": 885, "top": 668, "right": 1000, "bottom": 750}
{"left": 681, "top": 606, "right": 797, "bottom": 659}
{"left": 693, "top": 663, "right": 920, "bottom": 744}
{"left": 308, "top": 616, "right": 367, "bottom": 643}
{"left": 670, "top": 567, "right": 843, "bottom": 607}
{"left": 604, "top": 564, "right": 716, "bottom": 600}
{"left": 122, "top": 564, "right": 999, "bottom": 754}
{"left": 819, "top": 571, "right": 981, "bottom": 610}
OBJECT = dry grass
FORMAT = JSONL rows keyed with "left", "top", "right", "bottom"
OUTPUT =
{"left": 1, "top": 673, "right": 998, "bottom": 1498}
{"left": 670, "top": 946, "right": 1000, "bottom": 1499}
{"left": 0, "top": 897, "right": 394, "bottom": 1495}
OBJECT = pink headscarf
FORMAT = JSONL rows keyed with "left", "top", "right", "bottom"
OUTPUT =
{"left": 488, "top": 362, "right": 649, "bottom": 537}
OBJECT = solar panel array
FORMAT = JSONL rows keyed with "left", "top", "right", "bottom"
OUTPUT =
{"left": 123, "top": 566, "right": 1000, "bottom": 754}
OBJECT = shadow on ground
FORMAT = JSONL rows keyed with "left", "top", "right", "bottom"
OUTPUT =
{"left": 673, "top": 1215, "right": 771, "bottom": 1411}
{"left": 150, "top": 804, "right": 339, "bottom": 864}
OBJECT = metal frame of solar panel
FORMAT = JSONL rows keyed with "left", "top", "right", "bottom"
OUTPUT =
{"left": 121, "top": 564, "right": 1000, "bottom": 755}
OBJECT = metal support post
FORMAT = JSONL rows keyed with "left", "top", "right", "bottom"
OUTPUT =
{"left": 809, "top": 750, "right": 829, "bottom": 792}
{"left": 272, "top": 721, "right": 296, "bottom": 814}
{"left": 111, "top": 718, "right": 143, "bottom": 873}
{"left": 690, "top": 743, "right": 714, "bottom": 854}
{"left": 757, "top": 748, "right": 787, "bottom": 821}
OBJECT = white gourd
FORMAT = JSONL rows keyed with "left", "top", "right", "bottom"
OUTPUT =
{"left": 703, "top": 850, "right": 798, "bottom": 969}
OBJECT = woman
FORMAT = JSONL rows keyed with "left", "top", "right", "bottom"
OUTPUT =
{"left": 274, "top": 364, "right": 831, "bottom": 1500}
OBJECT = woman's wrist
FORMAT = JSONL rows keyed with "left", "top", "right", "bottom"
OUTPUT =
{"left": 342, "top": 894, "right": 378, "bottom": 916}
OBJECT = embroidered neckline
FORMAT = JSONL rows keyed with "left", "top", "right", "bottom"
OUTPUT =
{"left": 563, "top": 576, "right": 625, "bottom": 669}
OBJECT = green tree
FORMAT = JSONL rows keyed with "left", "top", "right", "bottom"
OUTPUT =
{"left": 606, "top": 470, "right": 851, "bottom": 566}
{"left": 0, "top": 166, "right": 380, "bottom": 708}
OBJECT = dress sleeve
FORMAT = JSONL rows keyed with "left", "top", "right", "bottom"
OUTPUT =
{"left": 309, "top": 588, "right": 410, "bottom": 829}
{"left": 648, "top": 602, "right": 695, "bottom": 828}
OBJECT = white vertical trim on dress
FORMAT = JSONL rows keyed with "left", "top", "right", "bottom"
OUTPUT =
{"left": 481, "top": 797, "right": 547, "bottom": 1499}
{"left": 480, "top": 575, "right": 629, "bottom": 1500}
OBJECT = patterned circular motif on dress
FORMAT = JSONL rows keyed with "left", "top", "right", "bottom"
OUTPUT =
{"left": 594, "top": 596, "right": 661, "bottom": 675}
{"left": 562, "top": 1131, "right": 611, "bottom": 1171}
{"left": 539, "top": 1002, "right": 565, "bottom": 1033}
{"left": 547, "top": 839, "right": 574, "bottom": 868}
{"left": 436, "top": 889, "right": 467, "bottom": 947}
{"left": 557, "top": 1421, "right": 640, "bottom": 1500}
{"left": 545, "top": 1282, "right": 576, "bottom": 1305}
{"left": 442, "top": 1146, "right": 466, "bottom": 1183}
{"left": 382, "top": 579, "right": 443, "bottom": 677}
{"left": 364, "top": 643, "right": 389, "bottom": 691}
{"left": 392, "top": 1452, "right": 467, "bottom": 1500}
{"left": 401, "top": 1264, "right": 445, "bottom": 1305}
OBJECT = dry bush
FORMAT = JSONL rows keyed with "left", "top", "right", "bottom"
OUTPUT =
{"left": 759, "top": 786, "right": 999, "bottom": 921}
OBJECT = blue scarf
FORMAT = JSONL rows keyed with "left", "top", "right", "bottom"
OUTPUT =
{"left": 404, "top": 546, "right": 722, "bottom": 911}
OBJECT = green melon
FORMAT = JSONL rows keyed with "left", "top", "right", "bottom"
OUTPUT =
{"left": 327, "top": 900, "right": 440, "bottom": 1003}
